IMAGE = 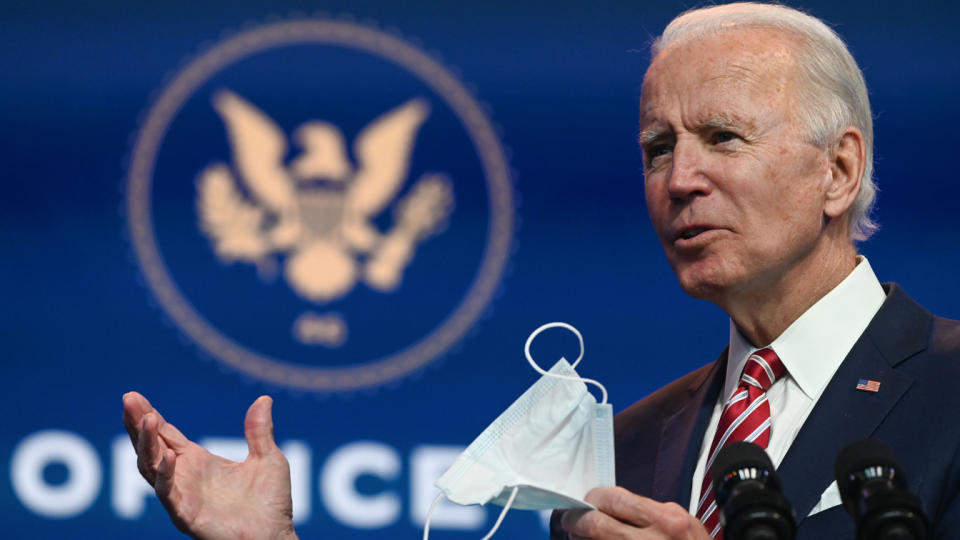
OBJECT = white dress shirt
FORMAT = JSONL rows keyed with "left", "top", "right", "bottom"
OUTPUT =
{"left": 687, "top": 256, "right": 887, "bottom": 515}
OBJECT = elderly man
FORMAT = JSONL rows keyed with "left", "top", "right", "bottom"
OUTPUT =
{"left": 124, "top": 2, "right": 960, "bottom": 539}
{"left": 555, "top": 2, "right": 960, "bottom": 540}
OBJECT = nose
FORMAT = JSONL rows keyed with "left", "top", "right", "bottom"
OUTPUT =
{"left": 666, "top": 139, "right": 712, "bottom": 202}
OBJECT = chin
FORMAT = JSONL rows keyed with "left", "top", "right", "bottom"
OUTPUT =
{"left": 672, "top": 261, "right": 740, "bottom": 303}
{"left": 677, "top": 278, "right": 725, "bottom": 302}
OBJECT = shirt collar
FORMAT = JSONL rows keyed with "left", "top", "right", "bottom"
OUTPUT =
{"left": 725, "top": 256, "right": 887, "bottom": 401}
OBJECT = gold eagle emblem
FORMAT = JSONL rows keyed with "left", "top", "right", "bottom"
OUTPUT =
{"left": 197, "top": 90, "right": 454, "bottom": 303}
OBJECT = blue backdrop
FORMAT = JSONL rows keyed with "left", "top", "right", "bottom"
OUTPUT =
{"left": 3, "top": 1, "right": 959, "bottom": 538}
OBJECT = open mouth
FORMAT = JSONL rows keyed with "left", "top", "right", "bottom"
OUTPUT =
{"left": 677, "top": 227, "right": 710, "bottom": 240}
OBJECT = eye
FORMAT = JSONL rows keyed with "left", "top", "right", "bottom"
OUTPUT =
{"left": 711, "top": 131, "right": 739, "bottom": 144}
{"left": 644, "top": 142, "right": 674, "bottom": 166}
{"left": 649, "top": 144, "right": 671, "bottom": 158}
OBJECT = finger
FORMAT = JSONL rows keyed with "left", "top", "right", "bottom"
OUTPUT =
{"left": 244, "top": 395, "right": 278, "bottom": 458}
{"left": 123, "top": 391, "right": 155, "bottom": 447}
{"left": 584, "top": 486, "right": 657, "bottom": 527}
{"left": 586, "top": 487, "right": 710, "bottom": 539}
{"left": 561, "top": 508, "right": 639, "bottom": 539}
{"left": 155, "top": 448, "right": 177, "bottom": 502}
{"left": 560, "top": 509, "right": 588, "bottom": 532}
{"left": 136, "top": 413, "right": 162, "bottom": 485}
{"left": 123, "top": 392, "right": 190, "bottom": 448}
{"left": 156, "top": 418, "right": 191, "bottom": 451}
{"left": 155, "top": 448, "right": 188, "bottom": 535}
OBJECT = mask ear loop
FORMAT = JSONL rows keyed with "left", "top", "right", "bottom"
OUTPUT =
{"left": 422, "top": 486, "right": 520, "bottom": 540}
{"left": 422, "top": 493, "right": 444, "bottom": 540}
{"left": 481, "top": 486, "right": 519, "bottom": 539}
{"left": 524, "top": 322, "right": 608, "bottom": 405}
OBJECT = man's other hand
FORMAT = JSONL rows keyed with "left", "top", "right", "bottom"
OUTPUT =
{"left": 122, "top": 391, "right": 298, "bottom": 540}
{"left": 561, "top": 487, "right": 711, "bottom": 540}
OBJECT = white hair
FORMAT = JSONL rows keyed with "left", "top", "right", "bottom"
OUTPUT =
{"left": 652, "top": 2, "right": 877, "bottom": 241}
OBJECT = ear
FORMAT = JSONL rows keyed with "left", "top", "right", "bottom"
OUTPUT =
{"left": 823, "top": 126, "right": 866, "bottom": 220}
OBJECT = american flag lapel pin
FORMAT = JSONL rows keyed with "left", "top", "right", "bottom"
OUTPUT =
{"left": 856, "top": 379, "right": 881, "bottom": 393}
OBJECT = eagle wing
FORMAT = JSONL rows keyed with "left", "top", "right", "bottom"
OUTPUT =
{"left": 346, "top": 98, "right": 430, "bottom": 217}
{"left": 212, "top": 89, "right": 297, "bottom": 214}
{"left": 197, "top": 164, "right": 271, "bottom": 261}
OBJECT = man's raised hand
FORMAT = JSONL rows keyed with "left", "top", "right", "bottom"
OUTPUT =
{"left": 561, "top": 486, "right": 711, "bottom": 540}
{"left": 122, "top": 391, "right": 298, "bottom": 540}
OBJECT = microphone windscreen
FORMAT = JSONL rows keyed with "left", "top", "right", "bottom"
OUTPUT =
{"left": 711, "top": 441, "right": 777, "bottom": 488}
{"left": 833, "top": 439, "right": 900, "bottom": 493}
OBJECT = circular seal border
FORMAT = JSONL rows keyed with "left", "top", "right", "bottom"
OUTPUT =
{"left": 126, "top": 19, "right": 514, "bottom": 392}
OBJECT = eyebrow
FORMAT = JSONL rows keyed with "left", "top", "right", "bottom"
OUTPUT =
{"left": 703, "top": 111, "right": 765, "bottom": 136}
{"left": 639, "top": 114, "right": 755, "bottom": 146}
{"left": 638, "top": 126, "right": 671, "bottom": 147}
{"left": 701, "top": 115, "right": 743, "bottom": 131}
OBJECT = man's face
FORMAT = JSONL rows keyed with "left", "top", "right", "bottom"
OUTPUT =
{"left": 641, "top": 28, "right": 833, "bottom": 304}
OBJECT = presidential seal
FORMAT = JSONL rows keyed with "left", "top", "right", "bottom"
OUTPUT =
{"left": 125, "top": 18, "right": 514, "bottom": 392}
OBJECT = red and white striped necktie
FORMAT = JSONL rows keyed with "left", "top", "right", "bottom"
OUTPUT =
{"left": 695, "top": 348, "right": 786, "bottom": 539}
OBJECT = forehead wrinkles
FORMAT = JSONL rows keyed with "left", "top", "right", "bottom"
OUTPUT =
{"left": 720, "top": 43, "right": 796, "bottom": 95}
{"left": 640, "top": 30, "right": 800, "bottom": 131}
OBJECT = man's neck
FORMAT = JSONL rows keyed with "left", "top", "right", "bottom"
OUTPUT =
{"left": 723, "top": 241, "right": 858, "bottom": 347}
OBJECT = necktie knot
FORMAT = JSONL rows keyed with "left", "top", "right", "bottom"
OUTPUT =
{"left": 740, "top": 348, "right": 785, "bottom": 392}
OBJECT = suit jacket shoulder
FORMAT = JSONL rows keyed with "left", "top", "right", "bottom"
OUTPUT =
{"left": 776, "top": 283, "right": 960, "bottom": 538}
{"left": 615, "top": 358, "right": 724, "bottom": 504}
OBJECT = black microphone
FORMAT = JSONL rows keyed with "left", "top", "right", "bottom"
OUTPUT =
{"left": 711, "top": 441, "right": 796, "bottom": 540}
{"left": 834, "top": 439, "right": 928, "bottom": 540}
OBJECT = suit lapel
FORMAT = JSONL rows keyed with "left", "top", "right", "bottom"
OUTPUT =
{"left": 778, "top": 339, "right": 913, "bottom": 523}
{"left": 778, "top": 284, "right": 930, "bottom": 525}
{"left": 652, "top": 354, "right": 726, "bottom": 504}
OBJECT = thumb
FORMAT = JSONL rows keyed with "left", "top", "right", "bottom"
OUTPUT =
{"left": 244, "top": 395, "right": 278, "bottom": 458}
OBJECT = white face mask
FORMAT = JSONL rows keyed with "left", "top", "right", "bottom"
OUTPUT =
{"left": 423, "top": 322, "right": 615, "bottom": 540}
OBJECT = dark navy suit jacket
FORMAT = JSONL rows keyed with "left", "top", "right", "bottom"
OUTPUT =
{"left": 551, "top": 284, "right": 960, "bottom": 539}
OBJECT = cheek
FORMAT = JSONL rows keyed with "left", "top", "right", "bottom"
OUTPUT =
{"left": 643, "top": 178, "right": 666, "bottom": 221}
{"left": 758, "top": 183, "right": 827, "bottom": 254}
{"left": 763, "top": 153, "right": 827, "bottom": 220}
